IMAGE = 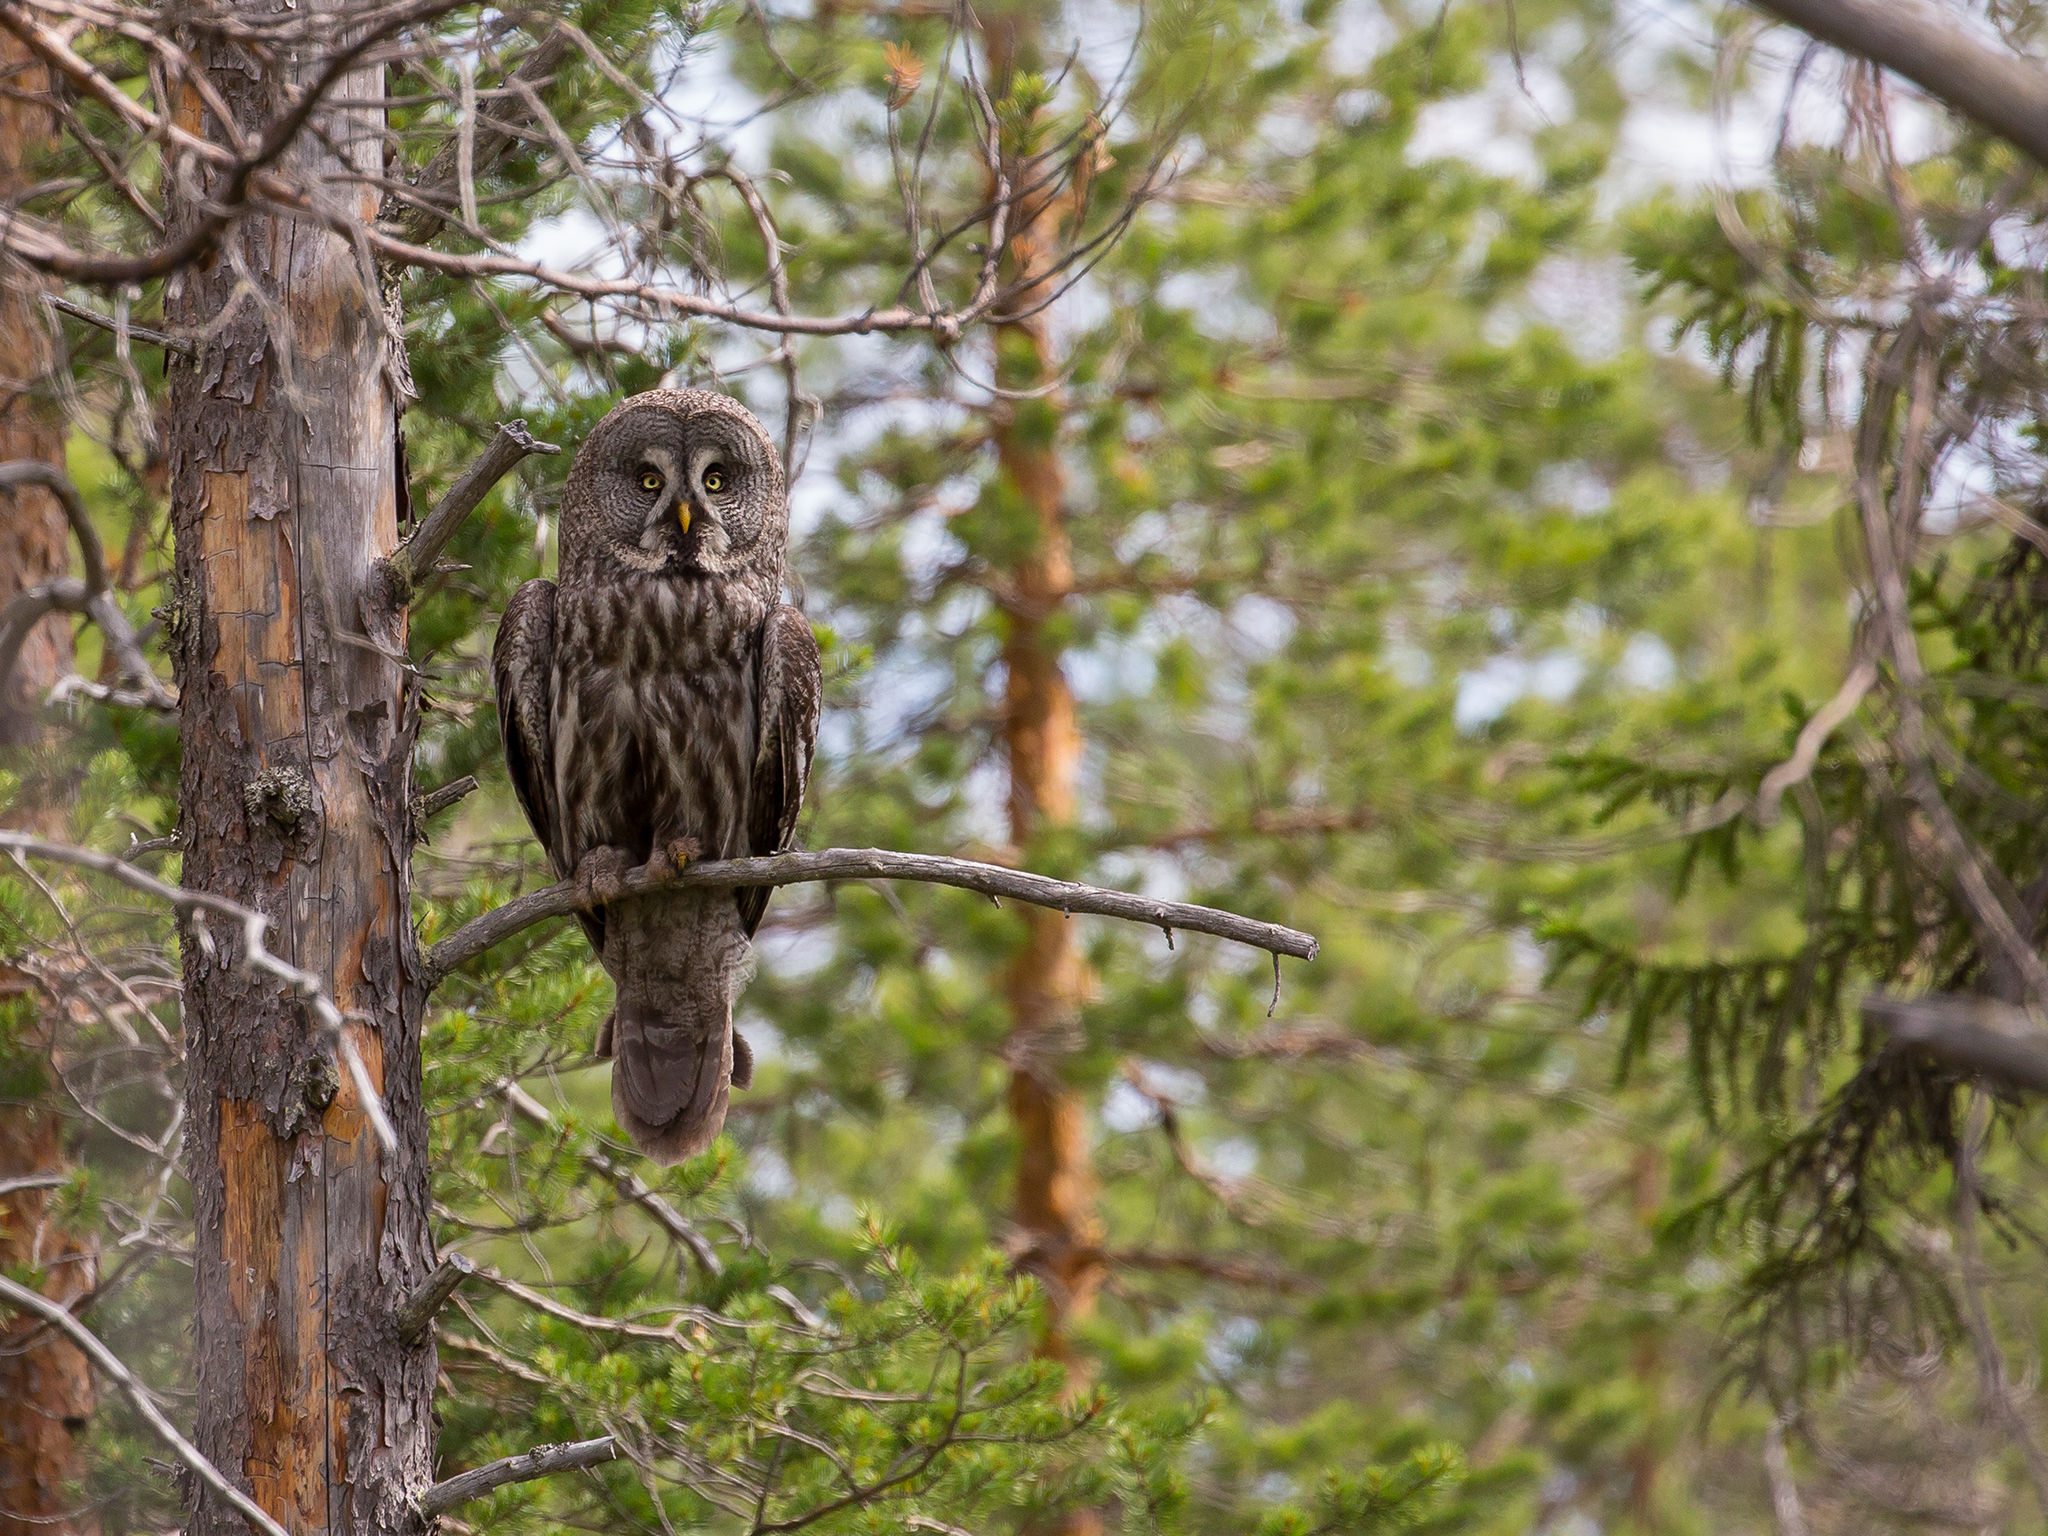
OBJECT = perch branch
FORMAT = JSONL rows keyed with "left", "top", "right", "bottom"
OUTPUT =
{"left": 1863, "top": 992, "right": 2048, "bottom": 1094}
{"left": 395, "top": 1253, "right": 475, "bottom": 1341}
{"left": 424, "top": 847, "right": 1320, "bottom": 987}
{"left": 0, "top": 832, "right": 397, "bottom": 1153}
{"left": 417, "top": 1437, "right": 619, "bottom": 1516}
{"left": 0, "top": 1274, "right": 292, "bottom": 1536}
{"left": 385, "top": 421, "right": 560, "bottom": 603}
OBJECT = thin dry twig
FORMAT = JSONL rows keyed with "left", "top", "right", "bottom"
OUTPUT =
{"left": 0, "top": 831, "right": 397, "bottom": 1152}
{"left": 0, "top": 1273, "right": 291, "bottom": 1536}
{"left": 501, "top": 1082, "right": 723, "bottom": 1275}
{"left": 0, "top": 459, "right": 173, "bottom": 712}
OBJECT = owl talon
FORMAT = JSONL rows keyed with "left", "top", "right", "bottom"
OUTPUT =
{"left": 574, "top": 845, "right": 635, "bottom": 907}
{"left": 663, "top": 836, "right": 700, "bottom": 875}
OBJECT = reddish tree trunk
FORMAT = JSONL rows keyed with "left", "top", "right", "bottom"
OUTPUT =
{"left": 0, "top": 31, "right": 101, "bottom": 1536}
{"left": 983, "top": 3, "right": 1106, "bottom": 1385}
{"left": 161, "top": 11, "right": 436, "bottom": 1533}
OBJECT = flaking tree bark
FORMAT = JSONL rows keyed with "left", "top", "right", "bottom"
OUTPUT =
{"left": 0, "top": 30, "right": 99, "bottom": 1536}
{"left": 160, "top": 6, "right": 435, "bottom": 1533}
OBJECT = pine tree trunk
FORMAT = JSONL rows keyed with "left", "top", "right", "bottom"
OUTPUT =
{"left": 0, "top": 32, "right": 101, "bottom": 1536}
{"left": 161, "top": 12, "right": 435, "bottom": 1534}
{"left": 983, "top": 2, "right": 1105, "bottom": 1398}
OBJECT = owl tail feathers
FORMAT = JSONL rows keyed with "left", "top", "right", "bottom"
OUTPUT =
{"left": 594, "top": 1004, "right": 755, "bottom": 1166}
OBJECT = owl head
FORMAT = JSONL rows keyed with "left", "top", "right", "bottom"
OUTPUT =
{"left": 558, "top": 389, "right": 787, "bottom": 580}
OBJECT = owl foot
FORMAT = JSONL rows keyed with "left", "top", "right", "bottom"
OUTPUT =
{"left": 661, "top": 836, "right": 700, "bottom": 875}
{"left": 574, "top": 845, "right": 636, "bottom": 907}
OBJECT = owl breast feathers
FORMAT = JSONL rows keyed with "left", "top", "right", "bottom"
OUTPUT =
{"left": 492, "top": 388, "right": 821, "bottom": 1163}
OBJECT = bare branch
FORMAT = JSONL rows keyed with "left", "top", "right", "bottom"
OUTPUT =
{"left": 411, "top": 775, "right": 481, "bottom": 840}
{"left": 1754, "top": 656, "right": 1878, "bottom": 825}
{"left": 41, "top": 292, "right": 192, "bottom": 355}
{"left": 423, "top": 847, "right": 1321, "bottom": 987}
{"left": 0, "top": 0, "right": 472, "bottom": 282}
{"left": 1762, "top": 1414, "right": 1809, "bottom": 1536}
{"left": 339, "top": 212, "right": 1020, "bottom": 338}
{"left": 385, "top": 421, "right": 560, "bottom": 603}
{"left": 1746, "top": 0, "right": 2048, "bottom": 169}
{"left": 1863, "top": 992, "right": 2048, "bottom": 1093}
{"left": 0, "top": 832, "right": 397, "bottom": 1152}
{"left": 389, "top": 27, "right": 576, "bottom": 248}
{"left": 0, "top": 1274, "right": 292, "bottom": 1536}
{"left": 0, "top": 460, "right": 105, "bottom": 593}
{"left": 416, "top": 1436, "right": 618, "bottom": 1517}
{"left": 0, "top": 576, "right": 91, "bottom": 706}
{"left": 0, "top": 460, "right": 171, "bottom": 711}
{"left": 502, "top": 1083, "right": 722, "bottom": 1275}
{"left": 395, "top": 1252, "right": 475, "bottom": 1341}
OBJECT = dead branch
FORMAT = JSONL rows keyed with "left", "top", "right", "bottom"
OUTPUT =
{"left": 0, "top": 1273, "right": 292, "bottom": 1536}
{"left": 0, "top": 459, "right": 171, "bottom": 711}
{"left": 41, "top": 292, "right": 191, "bottom": 355}
{"left": 1754, "top": 655, "right": 1878, "bottom": 825}
{"left": 395, "top": 1252, "right": 475, "bottom": 1341}
{"left": 310, "top": 209, "right": 1027, "bottom": 339}
{"left": 0, "top": 0, "right": 470, "bottom": 282}
{"left": 0, "top": 831, "right": 397, "bottom": 1152}
{"left": 0, "top": 459, "right": 105, "bottom": 598}
{"left": 389, "top": 26, "right": 576, "bottom": 248}
{"left": 423, "top": 847, "right": 1320, "bottom": 987}
{"left": 416, "top": 1436, "right": 618, "bottom": 1517}
{"left": 384, "top": 420, "right": 560, "bottom": 603}
{"left": 1746, "top": 0, "right": 2048, "bottom": 169}
{"left": 1863, "top": 992, "right": 2048, "bottom": 1093}
{"left": 411, "top": 775, "right": 481, "bottom": 847}
{"left": 413, "top": 774, "right": 480, "bottom": 824}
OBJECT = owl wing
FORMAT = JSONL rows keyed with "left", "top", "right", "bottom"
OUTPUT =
{"left": 493, "top": 578, "right": 605, "bottom": 954}
{"left": 738, "top": 605, "right": 822, "bottom": 937}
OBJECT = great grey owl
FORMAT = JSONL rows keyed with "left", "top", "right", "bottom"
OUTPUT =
{"left": 492, "top": 389, "right": 821, "bottom": 1163}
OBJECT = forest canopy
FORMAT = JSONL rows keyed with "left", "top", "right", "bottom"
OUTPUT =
{"left": 7, "top": 1, "right": 2048, "bottom": 1534}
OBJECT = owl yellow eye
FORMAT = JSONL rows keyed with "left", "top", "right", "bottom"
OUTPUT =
{"left": 640, "top": 471, "right": 664, "bottom": 494}
{"left": 702, "top": 464, "right": 727, "bottom": 494}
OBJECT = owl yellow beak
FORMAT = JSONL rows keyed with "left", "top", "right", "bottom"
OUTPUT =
{"left": 676, "top": 501, "right": 691, "bottom": 534}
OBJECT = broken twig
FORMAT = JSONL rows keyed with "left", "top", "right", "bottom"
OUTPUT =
{"left": 0, "top": 1274, "right": 291, "bottom": 1536}
{"left": 384, "top": 421, "right": 561, "bottom": 603}
{"left": 395, "top": 1253, "right": 476, "bottom": 1341}
{"left": 0, "top": 832, "right": 397, "bottom": 1153}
